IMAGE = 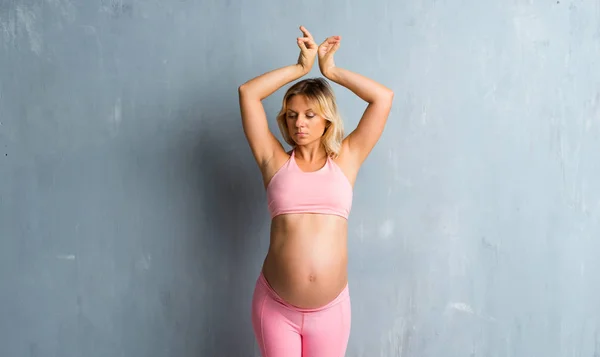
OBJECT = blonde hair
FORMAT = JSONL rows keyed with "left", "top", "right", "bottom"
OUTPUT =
{"left": 276, "top": 77, "right": 344, "bottom": 158}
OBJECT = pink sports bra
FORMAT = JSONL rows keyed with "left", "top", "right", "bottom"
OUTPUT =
{"left": 266, "top": 149, "right": 353, "bottom": 219}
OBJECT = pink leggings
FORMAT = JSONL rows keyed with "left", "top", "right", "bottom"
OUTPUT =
{"left": 251, "top": 272, "right": 351, "bottom": 357}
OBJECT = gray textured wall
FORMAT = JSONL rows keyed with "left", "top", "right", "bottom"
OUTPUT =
{"left": 1, "top": 1, "right": 599, "bottom": 356}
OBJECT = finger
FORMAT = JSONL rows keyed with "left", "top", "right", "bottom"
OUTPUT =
{"left": 320, "top": 36, "right": 338, "bottom": 47}
{"left": 299, "top": 25, "right": 314, "bottom": 40}
{"left": 299, "top": 37, "right": 316, "bottom": 49}
{"left": 297, "top": 38, "right": 307, "bottom": 50}
{"left": 328, "top": 38, "right": 341, "bottom": 52}
{"left": 306, "top": 39, "right": 317, "bottom": 49}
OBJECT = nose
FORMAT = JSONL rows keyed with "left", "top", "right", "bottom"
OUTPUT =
{"left": 295, "top": 117, "right": 306, "bottom": 128}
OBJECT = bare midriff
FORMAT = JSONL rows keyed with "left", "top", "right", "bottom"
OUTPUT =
{"left": 263, "top": 213, "right": 348, "bottom": 308}
{"left": 261, "top": 213, "right": 348, "bottom": 309}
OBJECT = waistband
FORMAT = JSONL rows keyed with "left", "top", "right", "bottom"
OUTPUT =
{"left": 257, "top": 271, "right": 349, "bottom": 313}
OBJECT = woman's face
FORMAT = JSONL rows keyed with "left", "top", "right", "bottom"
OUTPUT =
{"left": 285, "top": 95, "right": 328, "bottom": 145}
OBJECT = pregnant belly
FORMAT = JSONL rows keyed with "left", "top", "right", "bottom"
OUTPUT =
{"left": 261, "top": 214, "right": 349, "bottom": 309}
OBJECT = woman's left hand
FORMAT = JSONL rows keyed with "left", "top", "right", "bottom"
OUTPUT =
{"left": 296, "top": 26, "right": 318, "bottom": 74}
{"left": 318, "top": 35, "right": 341, "bottom": 79}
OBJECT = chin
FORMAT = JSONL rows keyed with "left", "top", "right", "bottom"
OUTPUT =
{"left": 294, "top": 137, "right": 309, "bottom": 144}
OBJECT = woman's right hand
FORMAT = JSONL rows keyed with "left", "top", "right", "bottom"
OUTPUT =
{"left": 318, "top": 35, "right": 341, "bottom": 79}
{"left": 296, "top": 26, "right": 318, "bottom": 74}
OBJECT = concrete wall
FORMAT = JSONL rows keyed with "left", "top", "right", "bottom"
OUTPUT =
{"left": 1, "top": 0, "right": 599, "bottom": 356}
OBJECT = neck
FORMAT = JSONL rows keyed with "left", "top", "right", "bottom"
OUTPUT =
{"left": 294, "top": 144, "right": 327, "bottom": 162}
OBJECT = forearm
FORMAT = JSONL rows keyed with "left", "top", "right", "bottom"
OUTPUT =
{"left": 327, "top": 67, "right": 393, "bottom": 104}
{"left": 239, "top": 64, "right": 307, "bottom": 100}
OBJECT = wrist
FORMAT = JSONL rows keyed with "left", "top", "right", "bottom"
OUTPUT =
{"left": 295, "top": 63, "right": 310, "bottom": 76}
{"left": 323, "top": 67, "right": 339, "bottom": 81}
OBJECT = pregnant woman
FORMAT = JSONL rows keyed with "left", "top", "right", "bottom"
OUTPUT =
{"left": 238, "top": 26, "right": 394, "bottom": 357}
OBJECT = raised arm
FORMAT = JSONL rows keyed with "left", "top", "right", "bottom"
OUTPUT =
{"left": 238, "top": 26, "right": 318, "bottom": 170}
{"left": 318, "top": 35, "right": 394, "bottom": 166}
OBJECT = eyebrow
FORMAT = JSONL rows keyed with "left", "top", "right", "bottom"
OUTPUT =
{"left": 286, "top": 109, "right": 314, "bottom": 113}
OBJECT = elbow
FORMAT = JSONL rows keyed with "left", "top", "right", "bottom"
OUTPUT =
{"left": 238, "top": 83, "right": 247, "bottom": 96}
{"left": 387, "top": 89, "right": 395, "bottom": 100}
{"left": 372, "top": 89, "right": 394, "bottom": 105}
{"left": 384, "top": 89, "right": 394, "bottom": 107}
{"left": 238, "top": 83, "right": 258, "bottom": 100}
{"left": 238, "top": 84, "right": 252, "bottom": 102}
{"left": 238, "top": 83, "right": 264, "bottom": 102}
{"left": 370, "top": 90, "right": 394, "bottom": 111}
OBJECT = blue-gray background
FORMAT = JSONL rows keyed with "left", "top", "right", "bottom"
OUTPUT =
{"left": 1, "top": 1, "right": 599, "bottom": 356}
